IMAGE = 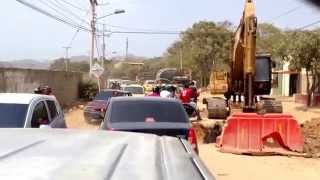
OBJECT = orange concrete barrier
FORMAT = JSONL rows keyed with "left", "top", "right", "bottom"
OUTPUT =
{"left": 216, "top": 113, "right": 304, "bottom": 155}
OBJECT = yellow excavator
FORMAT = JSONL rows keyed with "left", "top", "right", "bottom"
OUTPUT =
{"left": 205, "top": 0, "right": 282, "bottom": 118}
{"left": 211, "top": 0, "right": 304, "bottom": 156}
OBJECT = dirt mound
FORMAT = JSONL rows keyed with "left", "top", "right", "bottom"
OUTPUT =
{"left": 302, "top": 118, "right": 320, "bottom": 158}
{"left": 193, "top": 121, "right": 223, "bottom": 144}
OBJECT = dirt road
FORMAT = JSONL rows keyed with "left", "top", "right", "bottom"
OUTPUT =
{"left": 65, "top": 108, "right": 99, "bottom": 130}
{"left": 65, "top": 98, "right": 320, "bottom": 180}
{"left": 200, "top": 144, "right": 320, "bottom": 180}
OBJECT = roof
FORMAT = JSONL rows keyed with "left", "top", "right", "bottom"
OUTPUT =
{"left": 0, "top": 129, "right": 214, "bottom": 180}
{"left": 0, "top": 93, "right": 53, "bottom": 104}
{"left": 101, "top": 89, "right": 128, "bottom": 92}
{"left": 111, "top": 96, "right": 180, "bottom": 103}
{"left": 123, "top": 84, "right": 143, "bottom": 88}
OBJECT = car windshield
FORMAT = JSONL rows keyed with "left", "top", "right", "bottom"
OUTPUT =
{"left": 110, "top": 100, "right": 188, "bottom": 123}
{"left": 0, "top": 103, "right": 29, "bottom": 128}
{"left": 124, "top": 87, "right": 144, "bottom": 94}
{"left": 94, "top": 91, "right": 114, "bottom": 101}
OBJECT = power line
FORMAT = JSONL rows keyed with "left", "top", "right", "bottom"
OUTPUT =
{"left": 106, "top": 31, "right": 181, "bottom": 35}
{"left": 297, "top": 19, "right": 320, "bottom": 30}
{"left": 51, "top": 0, "right": 90, "bottom": 25}
{"left": 37, "top": 0, "right": 82, "bottom": 25}
{"left": 100, "top": 23, "right": 180, "bottom": 33}
{"left": 16, "top": 0, "right": 91, "bottom": 32}
{"left": 67, "top": 9, "right": 91, "bottom": 47}
{"left": 59, "top": 0, "right": 87, "bottom": 12}
{"left": 267, "top": 6, "right": 302, "bottom": 22}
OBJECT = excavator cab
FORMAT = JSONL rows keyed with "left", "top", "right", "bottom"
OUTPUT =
{"left": 254, "top": 54, "right": 272, "bottom": 95}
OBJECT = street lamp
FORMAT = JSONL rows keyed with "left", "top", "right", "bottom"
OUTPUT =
{"left": 97, "top": 9, "right": 125, "bottom": 20}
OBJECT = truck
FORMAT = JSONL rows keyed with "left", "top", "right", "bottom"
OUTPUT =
{"left": 156, "top": 68, "right": 193, "bottom": 87}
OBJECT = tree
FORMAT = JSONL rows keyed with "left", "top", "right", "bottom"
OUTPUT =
{"left": 50, "top": 58, "right": 89, "bottom": 72}
{"left": 288, "top": 30, "right": 320, "bottom": 106}
{"left": 165, "top": 21, "right": 232, "bottom": 86}
{"left": 257, "top": 23, "right": 289, "bottom": 63}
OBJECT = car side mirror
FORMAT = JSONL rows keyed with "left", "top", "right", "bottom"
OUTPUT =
{"left": 40, "top": 125, "right": 51, "bottom": 129}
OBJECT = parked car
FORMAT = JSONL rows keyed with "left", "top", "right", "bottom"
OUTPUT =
{"left": 0, "top": 129, "right": 215, "bottom": 180}
{"left": 84, "top": 89, "right": 131, "bottom": 123}
{"left": 101, "top": 97, "right": 199, "bottom": 153}
{"left": 0, "top": 93, "right": 65, "bottom": 128}
{"left": 122, "top": 84, "right": 145, "bottom": 96}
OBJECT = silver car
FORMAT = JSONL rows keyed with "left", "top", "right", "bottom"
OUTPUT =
{"left": 0, "top": 93, "right": 66, "bottom": 128}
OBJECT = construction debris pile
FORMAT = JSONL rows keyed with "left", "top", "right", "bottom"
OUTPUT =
{"left": 193, "top": 122, "right": 223, "bottom": 144}
{"left": 302, "top": 118, "right": 320, "bottom": 158}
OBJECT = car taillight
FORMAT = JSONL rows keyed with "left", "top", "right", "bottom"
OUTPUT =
{"left": 188, "top": 128, "right": 199, "bottom": 154}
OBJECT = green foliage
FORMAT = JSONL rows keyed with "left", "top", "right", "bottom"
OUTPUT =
{"left": 165, "top": 21, "right": 232, "bottom": 86}
{"left": 288, "top": 30, "right": 320, "bottom": 105}
{"left": 50, "top": 58, "right": 89, "bottom": 72}
{"left": 257, "top": 23, "right": 289, "bottom": 63}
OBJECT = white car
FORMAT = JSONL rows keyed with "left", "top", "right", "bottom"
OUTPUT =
{"left": 123, "top": 85, "right": 145, "bottom": 97}
{"left": 0, "top": 93, "right": 66, "bottom": 128}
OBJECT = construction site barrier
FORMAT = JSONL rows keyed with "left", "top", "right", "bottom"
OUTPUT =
{"left": 216, "top": 113, "right": 304, "bottom": 155}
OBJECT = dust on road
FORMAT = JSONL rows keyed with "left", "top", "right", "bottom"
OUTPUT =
{"left": 65, "top": 108, "right": 99, "bottom": 130}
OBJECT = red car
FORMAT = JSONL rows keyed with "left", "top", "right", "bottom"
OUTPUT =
{"left": 84, "top": 89, "right": 131, "bottom": 124}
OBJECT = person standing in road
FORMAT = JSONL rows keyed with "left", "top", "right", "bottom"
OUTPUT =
{"left": 160, "top": 85, "right": 173, "bottom": 98}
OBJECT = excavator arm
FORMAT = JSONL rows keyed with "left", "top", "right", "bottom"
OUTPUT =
{"left": 230, "top": 0, "right": 257, "bottom": 112}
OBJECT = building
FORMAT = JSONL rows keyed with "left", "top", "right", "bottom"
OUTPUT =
{"left": 271, "top": 62, "right": 308, "bottom": 96}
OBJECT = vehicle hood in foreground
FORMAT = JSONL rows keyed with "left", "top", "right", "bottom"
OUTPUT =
{"left": 0, "top": 129, "right": 214, "bottom": 180}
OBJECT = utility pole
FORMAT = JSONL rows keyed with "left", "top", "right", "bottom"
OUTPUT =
{"left": 62, "top": 46, "right": 71, "bottom": 71}
{"left": 125, "top": 37, "right": 128, "bottom": 60}
{"left": 179, "top": 47, "right": 183, "bottom": 70}
{"left": 89, "top": 0, "right": 98, "bottom": 76}
{"left": 102, "top": 24, "right": 106, "bottom": 67}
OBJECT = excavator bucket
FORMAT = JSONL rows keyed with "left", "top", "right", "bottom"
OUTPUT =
{"left": 216, "top": 113, "right": 304, "bottom": 155}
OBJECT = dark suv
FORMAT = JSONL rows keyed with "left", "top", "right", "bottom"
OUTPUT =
{"left": 100, "top": 97, "right": 198, "bottom": 153}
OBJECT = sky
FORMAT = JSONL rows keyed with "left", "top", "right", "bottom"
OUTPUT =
{"left": 0, "top": 0, "right": 319, "bottom": 61}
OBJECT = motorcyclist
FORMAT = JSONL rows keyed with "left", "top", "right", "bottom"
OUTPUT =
{"left": 160, "top": 85, "right": 171, "bottom": 98}
{"left": 34, "top": 85, "right": 52, "bottom": 95}
{"left": 190, "top": 81, "right": 199, "bottom": 102}
{"left": 180, "top": 83, "right": 202, "bottom": 120}
{"left": 179, "top": 84, "right": 193, "bottom": 103}
{"left": 159, "top": 85, "right": 176, "bottom": 98}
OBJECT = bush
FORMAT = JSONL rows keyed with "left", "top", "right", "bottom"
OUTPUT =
{"left": 79, "top": 80, "right": 98, "bottom": 101}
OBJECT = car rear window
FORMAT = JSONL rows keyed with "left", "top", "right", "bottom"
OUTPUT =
{"left": 109, "top": 100, "right": 188, "bottom": 123}
{"left": 124, "top": 87, "right": 144, "bottom": 94}
{"left": 94, "top": 91, "right": 115, "bottom": 100}
{"left": 0, "top": 103, "right": 28, "bottom": 128}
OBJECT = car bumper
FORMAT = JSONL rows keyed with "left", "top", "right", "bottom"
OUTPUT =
{"left": 83, "top": 111, "right": 104, "bottom": 123}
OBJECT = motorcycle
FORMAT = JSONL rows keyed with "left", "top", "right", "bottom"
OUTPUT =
{"left": 183, "top": 101, "right": 201, "bottom": 120}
